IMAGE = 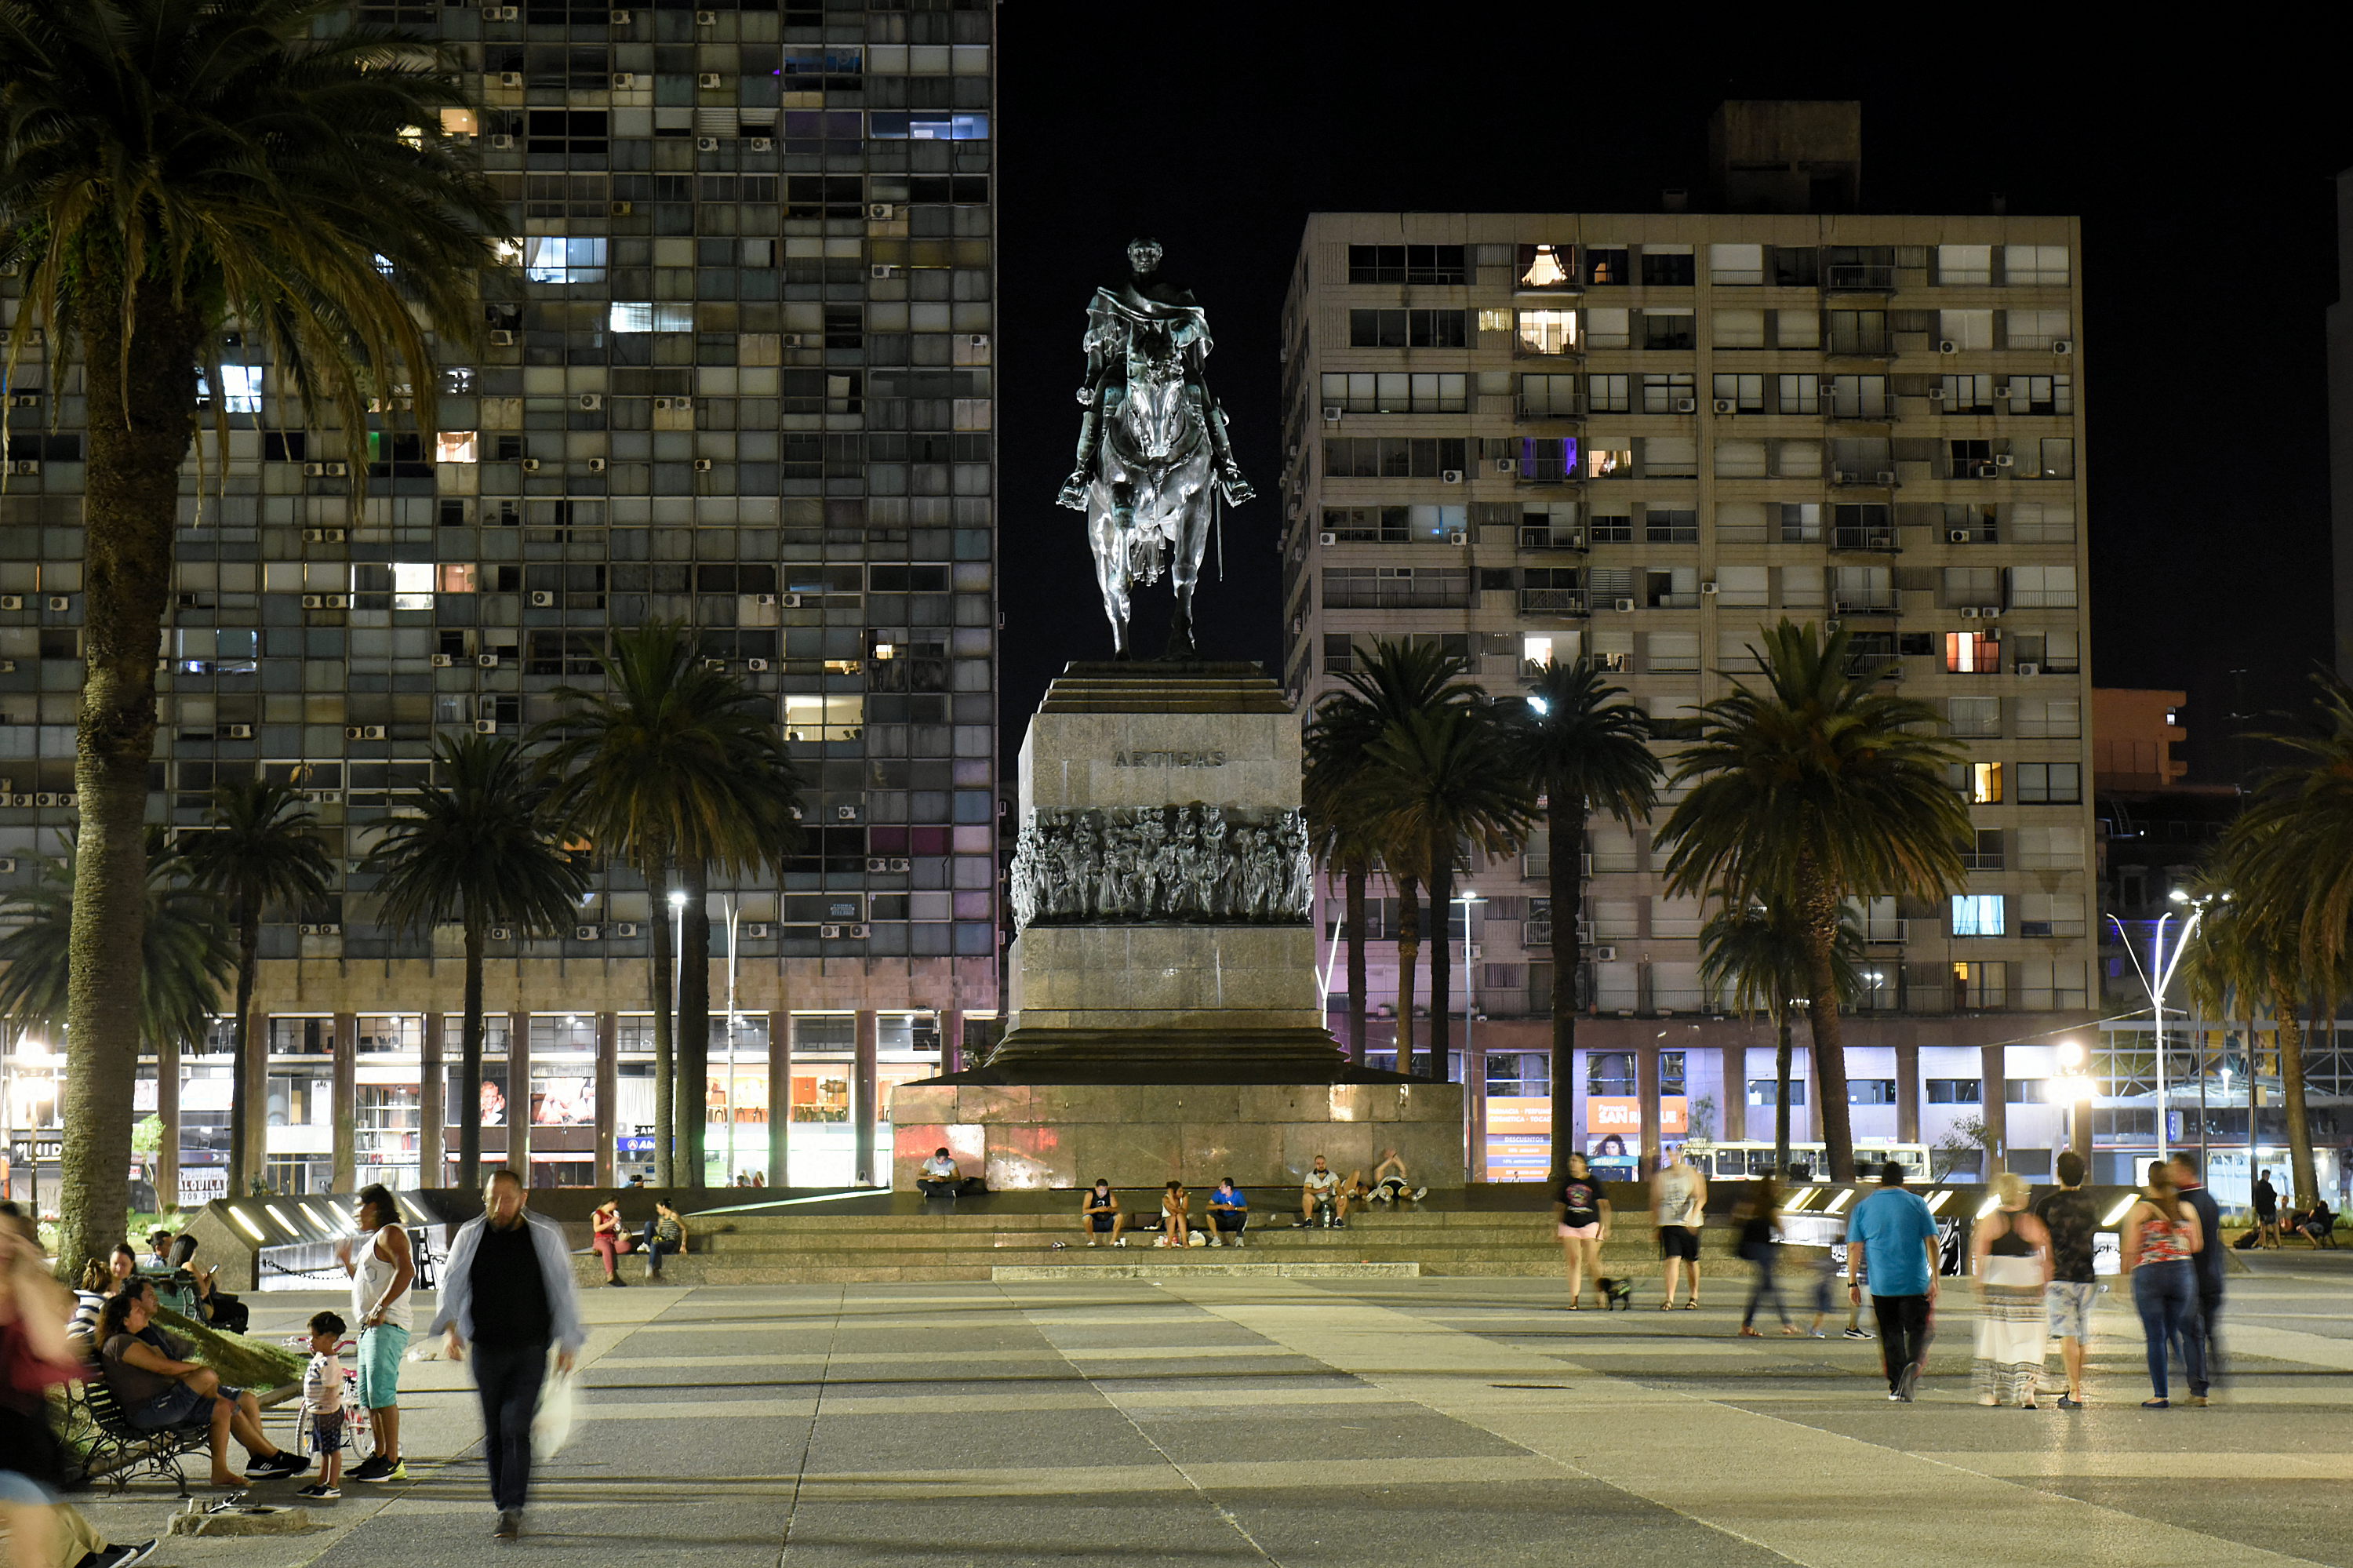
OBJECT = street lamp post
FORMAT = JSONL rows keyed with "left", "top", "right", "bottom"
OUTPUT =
{"left": 2108, "top": 890, "right": 2213, "bottom": 1167}
{"left": 2054, "top": 1038, "right": 2093, "bottom": 1162}
{"left": 669, "top": 888, "right": 686, "bottom": 1182}
{"left": 1456, "top": 890, "right": 1485, "bottom": 1182}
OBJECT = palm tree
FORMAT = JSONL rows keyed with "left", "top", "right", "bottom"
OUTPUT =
{"left": 1304, "top": 640, "right": 1485, "bottom": 1076}
{"left": 1499, "top": 657, "right": 1660, "bottom": 1176}
{"left": 1, "top": 0, "right": 501, "bottom": 1268}
{"left": 1656, "top": 621, "right": 1970, "bottom": 1181}
{"left": 538, "top": 623, "right": 801, "bottom": 1187}
{"left": 1699, "top": 901, "right": 1864, "bottom": 1177}
{"left": 1362, "top": 704, "right": 1535, "bottom": 1080}
{"left": 183, "top": 780, "right": 333, "bottom": 1197}
{"left": 0, "top": 829, "right": 235, "bottom": 1212}
{"left": 360, "top": 734, "right": 590, "bottom": 1192}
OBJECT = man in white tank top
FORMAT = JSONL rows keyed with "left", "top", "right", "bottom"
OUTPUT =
{"left": 336, "top": 1184, "right": 416, "bottom": 1482}
{"left": 1652, "top": 1148, "right": 1709, "bottom": 1309}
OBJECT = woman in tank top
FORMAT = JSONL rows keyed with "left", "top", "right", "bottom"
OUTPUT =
{"left": 1968, "top": 1172, "right": 2050, "bottom": 1406}
{"left": 2123, "top": 1163, "right": 2206, "bottom": 1407}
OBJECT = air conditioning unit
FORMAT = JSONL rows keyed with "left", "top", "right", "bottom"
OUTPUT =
{"left": 325, "top": 461, "right": 348, "bottom": 476}
{"left": 489, "top": 329, "right": 515, "bottom": 347}
{"left": 0, "top": 597, "right": 18, "bottom": 611}
{"left": 1440, "top": 468, "right": 1464, "bottom": 485}
{"left": 3, "top": 393, "right": 38, "bottom": 408}
{"left": 363, "top": 725, "right": 387, "bottom": 740}
{"left": 576, "top": 393, "right": 602, "bottom": 410}
{"left": 869, "top": 263, "right": 900, "bottom": 280}
{"left": 2016, "top": 662, "right": 2041, "bottom": 676}
{"left": 749, "top": 137, "right": 773, "bottom": 151}
{"left": 587, "top": 457, "right": 607, "bottom": 472}
{"left": 300, "top": 594, "right": 323, "bottom": 609}
{"left": 866, "top": 857, "right": 890, "bottom": 872}
{"left": 653, "top": 395, "right": 692, "bottom": 412}
{"left": 747, "top": 657, "right": 770, "bottom": 672}
{"left": 609, "top": 9, "right": 631, "bottom": 23}
{"left": 1979, "top": 606, "right": 2002, "bottom": 618}
{"left": 693, "top": 458, "right": 713, "bottom": 472}
{"left": 299, "top": 922, "right": 341, "bottom": 937}
{"left": 301, "top": 528, "right": 347, "bottom": 543}
{"left": 575, "top": 925, "right": 601, "bottom": 941}
{"left": 3, "top": 461, "right": 38, "bottom": 477}
{"left": 615, "top": 922, "right": 641, "bottom": 937}
{"left": 1591, "top": 946, "right": 1618, "bottom": 962}
{"left": 1613, "top": 598, "right": 1635, "bottom": 612}
{"left": 1993, "top": 452, "right": 2015, "bottom": 467}
{"left": 820, "top": 923, "right": 842, "bottom": 939}
{"left": 477, "top": 653, "right": 500, "bottom": 668}
{"left": 1926, "top": 386, "right": 1945, "bottom": 402}
{"left": 0, "top": 860, "right": 13, "bottom": 874}
{"left": 967, "top": 333, "right": 989, "bottom": 350}
{"left": 1322, "top": 405, "right": 1344, "bottom": 420}
{"left": 780, "top": 333, "right": 806, "bottom": 347}
{"left": 2052, "top": 339, "right": 2073, "bottom": 355}
{"left": 1949, "top": 529, "right": 1971, "bottom": 543}
{"left": 496, "top": 71, "right": 522, "bottom": 88}
{"left": 1870, "top": 471, "right": 1893, "bottom": 486}
{"left": 695, "top": 8, "right": 716, "bottom": 21}
{"left": 1318, "top": 531, "right": 1337, "bottom": 546}
{"left": 610, "top": 71, "right": 636, "bottom": 89}
{"left": 41, "top": 596, "right": 66, "bottom": 613}
{"left": 833, "top": 804, "right": 860, "bottom": 821}
{"left": 520, "top": 457, "right": 540, "bottom": 472}
{"left": 867, "top": 202, "right": 896, "bottom": 220}
{"left": 431, "top": 653, "right": 453, "bottom": 667}
{"left": 32, "top": 794, "right": 56, "bottom": 808}
{"left": 475, "top": 719, "right": 498, "bottom": 733}
{"left": 697, "top": 73, "right": 722, "bottom": 88}
{"left": 223, "top": 724, "right": 253, "bottom": 739}
{"left": 1700, "top": 580, "right": 1718, "bottom": 595}
{"left": 489, "top": 133, "right": 515, "bottom": 150}
{"left": 696, "top": 136, "right": 718, "bottom": 152}
{"left": 778, "top": 593, "right": 802, "bottom": 608}
{"left": 1494, "top": 457, "right": 1518, "bottom": 475}
{"left": 1993, "top": 384, "right": 2014, "bottom": 399}
{"left": 1711, "top": 398, "right": 1737, "bottom": 414}
{"left": 1937, "top": 340, "right": 1959, "bottom": 354}
{"left": 1673, "top": 397, "right": 1697, "bottom": 413}
{"left": 610, "top": 201, "right": 633, "bottom": 216}
{"left": 488, "top": 926, "right": 512, "bottom": 941}
{"left": 888, "top": 857, "right": 911, "bottom": 872}
{"left": 486, "top": 5, "right": 518, "bottom": 19}
{"left": 302, "top": 464, "right": 327, "bottom": 478}
{"left": 1958, "top": 606, "right": 1980, "bottom": 619}
{"left": 344, "top": 726, "right": 365, "bottom": 739}
{"left": 1446, "top": 526, "right": 1468, "bottom": 544}
{"left": 529, "top": 591, "right": 555, "bottom": 606}
{"left": 1975, "top": 463, "right": 1998, "bottom": 478}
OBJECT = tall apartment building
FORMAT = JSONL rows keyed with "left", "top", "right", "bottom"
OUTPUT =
{"left": 0, "top": 0, "right": 998, "bottom": 1198}
{"left": 1278, "top": 104, "right": 2101, "bottom": 1182}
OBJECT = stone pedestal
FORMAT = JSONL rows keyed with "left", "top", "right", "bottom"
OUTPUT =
{"left": 889, "top": 662, "right": 1461, "bottom": 1190}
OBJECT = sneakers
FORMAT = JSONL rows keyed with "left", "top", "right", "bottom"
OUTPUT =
{"left": 77, "top": 1541, "right": 158, "bottom": 1568}
{"left": 2057, "top": 1394, "right": 2085, "bottom": 1410}
{"left": 1230, "top": 1235, "right": 1246, "bottom": 1248}
{"left": 1411, "top": 1187, "right": 1428, "bottom": 1202}
{"left": 245, "top": 1451, "right": 307, "bottom": 1480}
{"left": 358, "top": 1457, "right": 406, "bottom": 1483}
{"left": 1842, "top": 1326, "right": 1876, "bottom": 1341}
{"left": 493, "top": 1509, "right": 522, "bottom": 1541}
{"left": 296, "top": 1483, "right": 340, "bottom": 1501}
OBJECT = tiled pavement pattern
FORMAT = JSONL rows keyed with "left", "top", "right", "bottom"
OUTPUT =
{"left": 73, "top": 1253, "right": 2353, "bottom": 1567}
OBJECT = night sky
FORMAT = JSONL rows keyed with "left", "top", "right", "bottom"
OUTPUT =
{"left": 993, "top": 9, "right": 2349, "bottom": 784}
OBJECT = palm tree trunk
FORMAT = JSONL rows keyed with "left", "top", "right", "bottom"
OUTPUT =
{"left": 1546, "top": 799, "right": 1583, "bottom": 1183}
{"left": 459, "top": 916, "right": 486, "bottom": 1191}
{"left": 646, "top": 853, "right": 675, "bottom": 1187}
{"left": 227, "top": 917, "right": 261, "bottom": 1195}
{"left": 157, "top": 1033, "right": 180, "bottom": 1213}
{"left": 1344, "top": 864, "right": 1368, "bottom": 1064}
{"left": 678, "top": 860, "right": 711, "bottom": 1189}
{"left": 1427, "top": 823, "right": 1455, "bottom": 1082}
{"left": 1396, "top": 877, "right": 1422, "bottom": 1079}
{"left": 1773, "top": 1006, "right": 1793, "bottom": 1177}
{"left": 1797, "top": 869, "right": 1857, "bottom": 1183}
{"left": 58, "top": 265, "right": 202, "bottom": 1274}
{"left": 2275, "top": 983, "right": 2318, "bottom": 1209}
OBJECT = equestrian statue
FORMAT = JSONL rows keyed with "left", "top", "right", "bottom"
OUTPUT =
{"left": 1056, "top": 237, "right": 1254, "bottom": 658}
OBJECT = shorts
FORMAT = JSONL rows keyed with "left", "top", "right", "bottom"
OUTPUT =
{"left": 1376, "top": 1177, "right": 1408, "bottom": 1197}
{"left": 2046, "top": 1279, "right": 2098, "bottom": 1341}
{"left": 1089, "top": 1213, "right": 1115, "bottom": 1232}
{"left": 1657, "top": 1225, "right": 1699, "bottom": 1261}
{"left": 129, "top": 1382, "right": 224, "bottom": 1432}
{"left": 308, "top": 1410, "right": 345, "bottom": 1455}
{"left": 357, "top": 1323, "right": 409, "bottom": 1410}
{"left": 1558, "top": 1222, "right": 1602, "bottom": 1241}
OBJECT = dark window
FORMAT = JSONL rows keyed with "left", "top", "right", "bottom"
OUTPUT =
{"left": 1847, "top": 1079, "right": 1900, "bottom": 1105}
{"left": 1346, "top": 245, "right": 1468, "bottom": 286}
{"left": 1322, "top": 437, "right": 1469, "bottom": 478}
{"left": 1347, "top": 310, "right": 1468, "bottom": 348}
{"left": 263, "top": 431, "right": 307, "bottom": 463}
{"left": 1926, "top": 1079, "right": 1984, "bottom": 1104}
{"left": 1639, "top": 250, "right": 1695, "bottom": 286}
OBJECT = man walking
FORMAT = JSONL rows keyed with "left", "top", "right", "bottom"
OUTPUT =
{"left": 1651, "top": 1146, "right": 1707, "bottom": 1310}
{"left": 2033, "top": 1150, "right": 2099, "bottom": 1407}
{"left": 2253, "top": 1168, "right": 2280, "bottom": 1248}
{"left": 1847, "top": 1159, "right": 1941, "bottom": 1402}
{"left": 2172, "top": 1154, "right": 2224, "bottom": 1404}
{"left": 430, "top": 1170, "right": 585, "bottom": 1540}
{"left": 336, "top": 1184, "right": 415, "bottom": 1482}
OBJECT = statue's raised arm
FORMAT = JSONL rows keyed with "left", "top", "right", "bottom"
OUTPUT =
{"left": 1056, "top": 238, "right": 1253, "bottom": 660}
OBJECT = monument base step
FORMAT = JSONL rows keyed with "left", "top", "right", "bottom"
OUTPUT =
{"left": 993, "top": 1261, "right": 1421, "bottom": 1281}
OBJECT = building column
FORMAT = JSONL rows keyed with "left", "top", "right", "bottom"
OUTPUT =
{"left": 594, "top": 1012, "right": 618, "bottom": 1188}
{"left": 1635, "top": 1042, "right": 1662, "bottom": 1177}
{"left": 1719, "top": 1044, "right": 1747, "bottom": 1143}
{"left": 853, "top": 1009, "right": 878, "bottom": 1186}
{"left": 508, "top": 1010, "right": 532, "bottom": 1181}
{"left": 156, "top": 1043, "right": 180, "bottom": 1213}
{"left": 767, "top": 1009, "right": 791, "bottom": 1188}
{"left": 1980, "top": 1040, "right": 2007, "bottom": 1172}
{"left": 241, "top": 1013, "right": 271, "bottom": 1196}
{"left": 420, "top": 1013, "right": 446, "bottom": 1190}
{"left": 1895, "top": 1040, "right": 1921, "bottom": 1146}
{"left": 1466, "top": 1039, "right": 1488, "bottom": 1181}
{"left": 331, "top": 1013, "right": 358, "bottom": 1194}
{"left": 942, "top": 1008, "right": 965, "bottom": 1076}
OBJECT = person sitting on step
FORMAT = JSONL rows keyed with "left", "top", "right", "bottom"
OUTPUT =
{"left": 1208, "top": 1178, "right": 1249, "bottom": 1246}
{"left": 916, "top": 1148, "right": 980, "bottom": 1200}
{"left": 1299, "top": 1156, "right": 1347, "bottom": 1229}
{"left": 1080, "top": 1181, "right": 1127, "bottom": 1246}
{"left": 1366, "top": 1150, "right": 1427, "bottom": 1206}
{"left": 1158, "top": 1181, "right": 1193, "bottom": 1247}
{"left": 641, "top": 1199, "right": 688, "bottom": 1279}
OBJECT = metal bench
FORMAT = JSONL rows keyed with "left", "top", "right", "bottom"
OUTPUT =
{"left": 64, "top": 1364, "right": 213, "bottom": 1496}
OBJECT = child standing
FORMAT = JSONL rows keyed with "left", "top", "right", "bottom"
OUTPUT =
{"left": 298, "top": 1310, "right": 349, "bottom": 1500}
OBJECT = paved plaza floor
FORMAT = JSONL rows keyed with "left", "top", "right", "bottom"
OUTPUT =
{"left": 72, "top": 1252, "right": 2353, "bottom": 1567}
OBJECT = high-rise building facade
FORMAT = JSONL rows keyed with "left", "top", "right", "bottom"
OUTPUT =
{"left": 0, "top": 0, "right": 999, "bottom": 1197}
{"left": 1278, "top": 107, "right": 2100, "bottom": 1183}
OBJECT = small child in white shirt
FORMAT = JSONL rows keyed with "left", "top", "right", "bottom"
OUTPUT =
{"left": 299, "top": 1310, "right": 348, "bottom": 1499}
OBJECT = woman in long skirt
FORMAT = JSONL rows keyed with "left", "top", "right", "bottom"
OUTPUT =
{"left": 1969, "top": 1171, "right": 2052, "bottom": 1406}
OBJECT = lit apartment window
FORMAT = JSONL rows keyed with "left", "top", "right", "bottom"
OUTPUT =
{"left": 198, "top": 365, "right": 261, "bottom": 413}
{"left": 1584, "top": 443, "right": 1631, "bottom": 479}
{"left": 1521, "top": 634, "right": 1555, "bottom": 668}
{"left": 438, "top": 563, "right": 478, "bottom": 594}
{"left": 1516, "top": 244, "right": 1575, "bottom": 289}
{"left": 1945, "top": 631, "right": 1998, "bottom": 673}
{"left": 1517, "top": 309, "right": 1578, "bottom": 355}
{"left": 1950, "top": 961, "right": 2008, "bottom": 1009}
{"left": 609, "top": 301, "right": 693, "bottom": 333}
{"left": 1585, "top": 248, "right": 1627, "bottom": 286}
{"left": 782, "top": 694, "right": 864, "bottom": 744}
{"left": 435, "top": 431, "right": 478, "bottom": 464}
{"left": 524, "top": 236, "right": 608, "bottom": 284}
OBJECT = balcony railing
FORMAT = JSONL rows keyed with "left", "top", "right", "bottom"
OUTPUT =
{"left": 1518, "top": 588, "right": 1588, "bottom": 617}
{"left": 1832, "top": 597, "right": 1898, "bottom": 617}
{"left": 1518, "top": 528, "right": 1586, "bottom": 551}
{"left": 1831, "top": 526, "right": 1900, "bottom": 552}
{"left": 1824, "top": 264, "right": 1897, "bottom": 291}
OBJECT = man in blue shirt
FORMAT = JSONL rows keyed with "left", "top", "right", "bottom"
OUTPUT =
{"left": 1846, "top": 1159, "right": 1941, "bottom": 1401}
{"left": 1209, "top": 1177, "right": 1249, "bottom": 1247}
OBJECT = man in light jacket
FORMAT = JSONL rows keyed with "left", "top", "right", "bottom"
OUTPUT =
{"left": 428, "top": 1169, "right": 586, "bottom": 1540}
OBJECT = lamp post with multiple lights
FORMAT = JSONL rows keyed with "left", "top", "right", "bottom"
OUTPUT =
{"left": 2107, "top": 889, "right": 2218, "bottom": 1165}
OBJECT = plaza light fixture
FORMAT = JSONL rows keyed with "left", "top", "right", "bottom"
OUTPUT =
{"left": 2107, "top": 893, "right": 2217, "bottom": 1162}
